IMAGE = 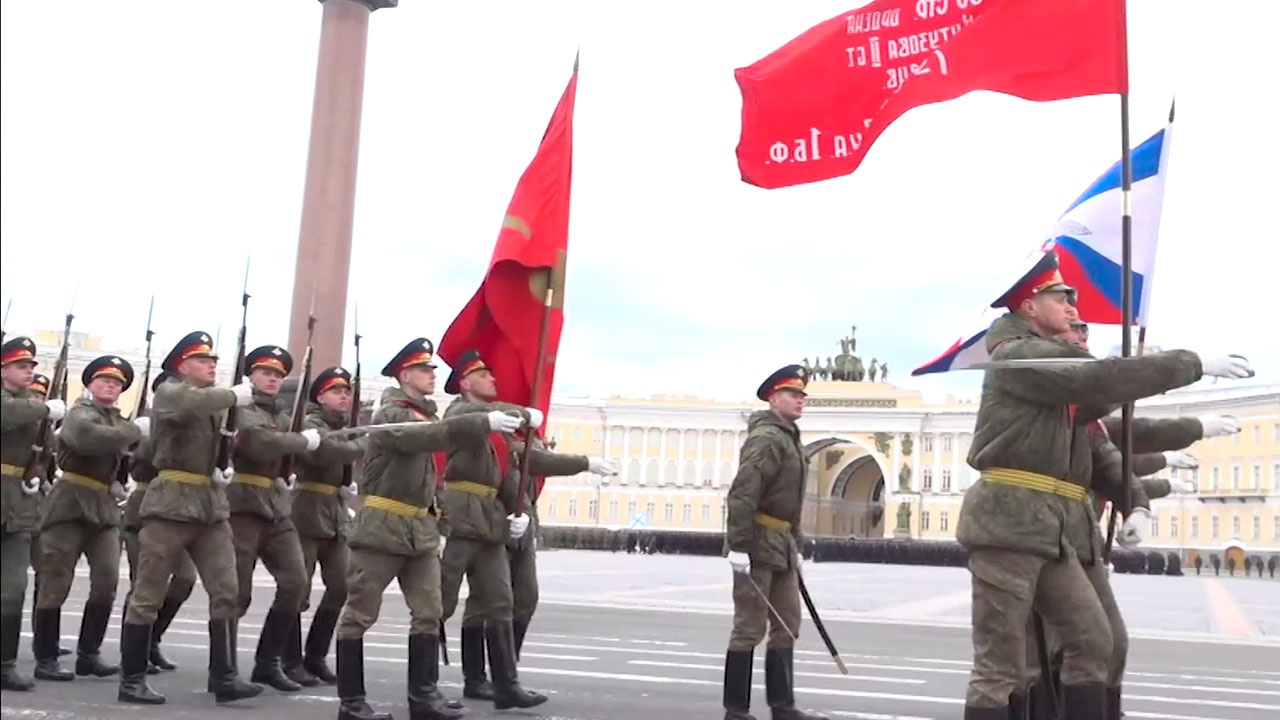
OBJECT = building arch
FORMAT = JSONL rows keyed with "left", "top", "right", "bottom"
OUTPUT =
{"left": 801, "top": 436, "right": 890, "bottom": 538}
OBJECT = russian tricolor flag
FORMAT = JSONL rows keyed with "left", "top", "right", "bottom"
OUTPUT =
{"left": 1045, "top": 112, "right": 1174, "bottom": 327}
{"left": 912, "top": 324, "right": 991, "bottom": 376}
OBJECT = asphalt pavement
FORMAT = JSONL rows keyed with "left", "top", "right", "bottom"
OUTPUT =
{"left": 3, "top": 550, "right": 1277, "bottom": 720}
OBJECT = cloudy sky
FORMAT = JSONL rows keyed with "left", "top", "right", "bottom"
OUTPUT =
{"left": 2, "top": 0, "right": 1275, "bottom": 402}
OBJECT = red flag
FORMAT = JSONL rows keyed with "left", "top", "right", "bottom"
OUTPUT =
{"left": 439, "top": 59, "right": 578, "bottom": 421}
{"left": 735, "top": 0, "right": 1129, "bottom": 189}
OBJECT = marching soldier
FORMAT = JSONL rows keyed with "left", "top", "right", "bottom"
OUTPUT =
{"left": 26, "top": 373, "right": 71, "bottom": 662}
{"left": 31, "top": 356, "right": 146, "bottom": 682}
{"left": 957, "top": 252, "right": 1252, "bottom": 720}
{"left": 120, "top": 371, "right": 199, "bottom": 674}
{"left": 284, "top": 365, "right": 365, "bottom": 687}
{"left": 1, "top": 337, "right": 66, "bottom": 692}
{"left": 118, "top": 330, "right": 261, "bottom": 705}
{"left": 226, "top": 345, "right": 321, "bottom": 692}
{"left": 722, "top": 364, "right": 828, "bottom": 720}
{"left": 334, "top": 337, "right": 522, "bottom": 720}
{"left": 439, "top": 349, "right": 615, "bottom": 707}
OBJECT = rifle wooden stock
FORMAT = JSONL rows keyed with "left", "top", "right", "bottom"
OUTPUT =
{"left": 216, "top": 272, "right": 251, "bottom": 473}
{"left": 279, "top": 344, "right": 314, "bottom": 481}
{"left": 340, "top": 325, "right": 361, "bottom": 487}
{"left": 115, "top": 299, "right": 154, "bottom": 487}
{"left": 24, "top": 313, "right": 74, "bottom": 482}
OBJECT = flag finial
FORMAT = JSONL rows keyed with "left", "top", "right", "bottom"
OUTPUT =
{"left": 1168, "top": 97, "right": 1175, "bottom": 123}
{"left": 573, "top": 48, "right": 580, "bottom": 72}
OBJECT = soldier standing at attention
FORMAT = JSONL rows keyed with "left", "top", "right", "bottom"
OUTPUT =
{"left": 958, "top": 252, "right": 1253, "bottom": 720}
{"left": 32, "top": 356, "right": 146, "bottom": 682}
{"left": 283, "top": 365, "right": 365, "bottom": 687}
{"left": 439, "top": 349, "right": 615, "bottom": 708}
{"left": 119, "top": 330, "right": 261, "bottom": 705}
{"left": 120, "top": 371, "right": 199, "bottom": 675}
{"left": 226, "top": 345, "right": 321, "bottom": 693}
{"left": 1, "top": 337, "right": 66, "bottom": 692}
{"left": 334, "top": 338, "right": 522, "bottom": 720}
{"left": 722, "top": 364, "right": 828, "bottom": 720}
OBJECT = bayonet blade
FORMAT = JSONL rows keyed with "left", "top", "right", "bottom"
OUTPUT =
{"left": 144, "top": 295, "right": 155, "bottom": 342}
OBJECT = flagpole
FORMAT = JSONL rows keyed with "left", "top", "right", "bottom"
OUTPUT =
{"left": 514, "top": 282, "right": 555, "bottom": 517}
{"left": 1103, "top": 91, "right": 1135, "bottom": 564}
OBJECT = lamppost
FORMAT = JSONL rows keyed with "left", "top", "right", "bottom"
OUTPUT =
{"left": 593, "top": 475, "right": 609, "bottom": 527}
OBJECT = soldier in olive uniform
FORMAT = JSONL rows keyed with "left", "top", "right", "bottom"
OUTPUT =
{"left": 227, "top": 345, "right": 321, "bottom": 692}
{"left": 1, "top": 337, "right": 67, "bottom": 691}
{"left": 283, "top": 365, "right": 365, "bottom": 687}
{"left": 335, "top": 338, "right": 523, "bottom": 720}
{"left": 958, "top": 252, "right": 1253, "bottom": 720}
{"left": 25, "top": 373, "right": 72, "bottom": 662}
{"left": 439, "top": 350, "right": 615, "bottom": 707}
{"left": 119, "top": 331, "right": 262, "bottom": 705}
{"left": 722, "top": 364, "right": 828, "bottom": 720}
{"left": 120, "top": 371, "right": 200, "bottom": 674}
{"left": 32, "top": 355, "right": 147, "bottom": 682}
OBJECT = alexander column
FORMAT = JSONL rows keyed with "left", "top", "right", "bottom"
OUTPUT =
{"left": 287, "top": 0, "right": 396, "bottom": 370}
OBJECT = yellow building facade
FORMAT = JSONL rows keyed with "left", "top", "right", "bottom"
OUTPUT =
{"left": 25, "top": 331, "right": 1280, "bottom": 562}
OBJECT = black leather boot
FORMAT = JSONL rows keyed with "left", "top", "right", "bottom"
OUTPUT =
{"left": 250, "top": 607, "right": 301, "bottom": 692}
{"left": 148, "top": 590, "right": 184, "bottom": 672}
{"left": 486, "top": 620, "right": 546, "bottom": 710}
{"left": 723, "top": 649, "right": 755, "bottom": 720}
{"left": 765, "top": 648, "right": 829, "bottom": 720}
{"left": 116, "top": 622, "right": 165, "bottom": 704}
{"left": 75, "top": 601, "right": 120, "bottom": 677}
{"left": 406, "top": 633, "right": 464, "bottom": 719}
{"left": 303, "top": 606, "right": 339, "bottom": 684}
{"left": 33, "top": 608, "right": 74, "bottom": 680}
{"left": 209, "top": 618, "right": 263, "bottom": 703}
{"left": 282, "top": 613, "right": 319, "bottom": 687}
{"left": 512, "top": 617, "right": 529, "bottom": 661}
{"left": 1105, "top": 685, "right": 1122, "bottom": 720}
{"left": 0, "top": 612, "right": 34, "bottom": 691}
{"left": 461, "top": 624, "right": 494, "bottom": 700}
{"left": 1062, "top": 684, "right": 1106, "bottom": 720}
{"left": 336, "top": 637, "right": 392, "bottom": 720}
{"left": 1008, "top": 690, "right": 1028, "bottom": 720}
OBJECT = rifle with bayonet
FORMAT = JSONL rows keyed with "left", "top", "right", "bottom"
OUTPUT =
{"left": 115, "top": 297, "right": 155, "bottom": 488}
{"left": 340, "top": 306, "right": 362, "bottom": 488}
{"left": 278, "top": 295, "right": 316, "bottom": 484}
{"left": 1, "top": 298, "right": 11, "bottom": 344}
{"left": 24, "top": 307, "right": 75, "bottom": 484}
{"left": 216, "top": 259, "right": 251, "bottom": 474}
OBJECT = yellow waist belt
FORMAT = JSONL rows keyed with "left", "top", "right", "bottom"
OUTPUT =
{"left": 299, "top": 481, "right": 338, "bottom": 496}
{"left": 233, "top": 473, "right": 274, "bottom": 489}
{"left": 135, "top": 482, "right": 150, "bottom": 491}
{"left": 1, "top": 463, "right": 26, "bottom": 478}
{"left": 364, "top": 494, "right": 434, "bottom": 519}
{"left": 981, "top": 468, "right": 1087, "bottom": 501}
{"left": 61, "top": 471, "right": 110, "bottom": 492}
{"left": 156, "top": 469, "right": 211, "bottom": 486}
{"left": 754, "top": 512, "right": 792, "bottom": 532}
{"left": 445, "top": 480, "right": 499, "bottom": 499}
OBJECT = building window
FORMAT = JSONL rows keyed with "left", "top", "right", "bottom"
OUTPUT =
{"left": 921, "top": 511, "right": 931, "bottom": 531}
{"left": 627, "top": 501, "right": 637, "bottom": 520}
{"left": 1253, "top": 464, "right": 1262, "bottom": 488}
{"left": 645, "top": 502, "right": 655, "bottom": 520}
{"left": 702, "top": 461, "right": 715, "bottom": 484}
{"left": 1211, "top": 517, "right": 1220, "bottom": 538}
{"left": 587, "top": 500, "right": 597, "bottom": 519}
{"left": 1232, "top": 516, "right": 1241, "bottom": 537}
{"left": 573, "top": 427, "right": 582, "bottom": 443}
{"left": 1170, "top": 516, "right": 1179, "bottom": 536}
{"left": 922, "top": 469, "right": 933, "bottom": 491}
{"left": 683, "top": 460, "right": 696, "bottom": 485}
{"left": 1253, "top": 516, "right": 1261, "bottom": 539}
{"left": 592, "top": 428, "right": 602, "bottom": 444}
{"left": 568, "top": 499, "right": 578, "bottom": 518}
{"left": 1212, "top": 467, "right": 1220, "bottom": 490}
{"left": 1150, "top": 515, "right": 1159, "bottom": 538}
{"left": 609, "top": 501, "right": 618, "bottom": 520}
{"left": 1191, "top": 517, "right": 1199, "bottom": 538}
{"left": 664, "top": 503, "right": 674, "bottom": 522}
{"left": 645, "top": 459, "right": 659, "bottom": 485}
{"left": 940, "top": 511, "right": 950, "bottom": 532}
{"left": 923, "top": 435, "right": 934, "bottom": 452}
{"left": 701, "top": 505, "right": 710, "bottom": 523}
{"left": 664, "top": 460, "right": 678, "bottom": 486}
{"left": 1274, "top": 422, "right": 1279, "bottom": 442}
{"left": 942, "top": 435, "right": 952, "bottom": 452}
{"left": 941, "top": 470, "right": 952, "bottom": 493}
{"left": 682, "top": 504, "right": 692, "bottom": 522}
{"left": 1232, "top": 465, "right": 1240, "bottom": 490}
{"left": 1253, "top": 424, "right": 1260, "bottom": 444}
{"left": 1273, "top": 460, "right": 1279, "bottom": 485}
{"left": 626, "top": 459, "right": 641, "bottom": 485}
{"left": 548, "top": 499, "right": 558, "bottom": 517}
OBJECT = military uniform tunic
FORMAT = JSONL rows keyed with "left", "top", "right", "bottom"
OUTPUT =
{"left": 1, "top": 387, "right": 49, "bottom": 617}
{"left": 957, "top": 313, "right": 1202, "bottom": 709}
{"left": 125, "top": 377, "right": 240, "bottom": 624}
{"left": 336, "top": 387, "right": 492, "bottom": 639}
{"left": 294, "top": 405, "right": 365, "bottom": 616}
{"left": 226, "top": 391, "right": 310, "bottom": 616}
{"left": 724, "top": 409, "right": 807, "bottom": 652}
{"left": 36, "top": 396, "right": 141, "bottom": 609}
{"left": 122, "top": 436, "right": 198, "bottom": 609}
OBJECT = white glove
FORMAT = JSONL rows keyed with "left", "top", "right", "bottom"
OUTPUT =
{"left": 45, "top": 398, "right": 66, "bottom": 421}
{"left": 1198, "top": 354, "right": 1254, "bottom": 380}
{"left": 1172, "top": 479, "right": 1197, "bottom": 494}
{"left": 795, "top": 552, "right": 806, "bottom": 570}
{"left": 488, "top": 410, "right": 522, "bottom": 434}
{"left": 588, "top": 457, "right": 618, "bottom": 476}
{"left": 276, "top": 474, "right": 297, "bottom": 491}
{"left": 111, "top": 476, "right": 137, "bottom": 501}
{"left": 524, "top": 407, "right": 544, "bottom": 430}
{"left": 212, "top": 467, "right": 233, "bottom": 487}
{"left": 1161, "top": 451, "right": 1198, "bottom": 469}
{"left": 230, "top": 382, "right": 255, "bottom": 406}
{"left": 339, "top": 482, "right": 358, "bottom": 499}
{"left": 727, "top": 551, "right": 750, "bottom": 573}
{"left": 1117, "top": 507, "right": 1150, "bottom": 548}
{"left": 347, "top": 506, "right": 357, "bottom": 518}
{"left": 20, "top": 477, "right": 41, "bottom": 496}
{"left": 438, "top": 536, "right": 447, "bottom": 557}
{"left": 133, "top": 416, "right": 151, "bottom": 437}
{"left": 300, "top": 428, "right": 321, "bottom": 451}
{"left": 507, "top": 513, "right": 530, "bottom": 539}
{"left": 1198, "top": 415, "right": 1239, "bottom": 438}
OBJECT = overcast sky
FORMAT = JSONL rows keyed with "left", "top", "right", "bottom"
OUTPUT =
{"left": 2, "top": 0, "right": 1275, "bottom": 402}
